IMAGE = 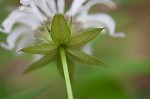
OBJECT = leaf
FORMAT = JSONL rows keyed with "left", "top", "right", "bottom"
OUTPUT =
{"left": 51, "top": 13, "right": 71, "bottom": 45}
{"left": 67, "top": 49, "right": 107, "bottom": 67}
{"left": 20, "top": 43, "right": 57, "bottom": 54}
{"left": 56, "top": 54, "right": 75, "bottom": 82}
{"left": 69, "top": 28, "right": 103, "bottom": 48}
{"left": 23, "top": 52, "right": 56, "bottom": 74}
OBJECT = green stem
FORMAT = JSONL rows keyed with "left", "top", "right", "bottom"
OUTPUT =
{"left": 60, "top": 46, "right": 74, "bottom": 99}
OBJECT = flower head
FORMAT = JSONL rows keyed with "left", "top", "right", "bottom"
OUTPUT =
{"left": 20, "top": 13, "right": 106, "bottom": 74}
{"left": 19, "top": 14, "right": 107, "bottom": 99}
{"left": 0, "top": 0, "right": 125, "bottom": 52}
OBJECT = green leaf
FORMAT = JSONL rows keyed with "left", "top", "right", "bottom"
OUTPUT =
{"left": 56, "top": 55, "right": 75, "bottom": 82}
{"left": 51, "top": 13, "right": 71, "bottom": 45}
{"left": 67, "top": 49, "right": 107, "bottom": 67}
{"left": 69, "top": 28, "right": 103, "bottom": 48}
{"left": 23, "top": 53, "right": 56, "bottom": 74}
{"left": 20, "top": 43, "right": 57, "bottom": 54}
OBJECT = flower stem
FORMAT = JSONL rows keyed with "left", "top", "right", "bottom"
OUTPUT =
{"left": 60, "top": 46, "right": 74, "bottom": 99}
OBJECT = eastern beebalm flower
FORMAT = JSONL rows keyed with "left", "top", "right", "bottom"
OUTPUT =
{"left": 0, "top": 0, "right": 125, "bottom": 53}
{"left": 19, "top": 14, "right": 107, "bottom": 99}
{"left": 20, "top": 13, "right": 107, "bottom": 74}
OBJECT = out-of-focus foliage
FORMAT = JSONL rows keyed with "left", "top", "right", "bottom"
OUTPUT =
{"left": 0, "top": 0, "right": 150, "bottom": 99}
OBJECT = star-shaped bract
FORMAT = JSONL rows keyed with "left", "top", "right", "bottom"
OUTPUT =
{"left": 20, "top": 13, "right": 106, "bottom": 79}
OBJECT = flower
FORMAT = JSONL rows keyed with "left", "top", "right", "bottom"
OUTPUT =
{"left": 20, "top": 14, "right": 107, "bottom": 99}
{"left": 0, "top": 0, "right": 125, "bottom": 53}
{"left": 20, "top": 13, "right": 107, "bottom": 74}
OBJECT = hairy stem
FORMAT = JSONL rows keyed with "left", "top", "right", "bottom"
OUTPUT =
{"left": 60, "top": 46, "right": 74, "bottom": 99}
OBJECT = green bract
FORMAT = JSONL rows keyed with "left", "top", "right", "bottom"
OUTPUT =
{"left": 51, "top": 14, "right": 71, "bottom": 45}
{"left": 20, "top": 13, "right": 106, "bottom": 78}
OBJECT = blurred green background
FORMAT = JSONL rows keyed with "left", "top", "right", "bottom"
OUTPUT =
{"left": 0, "top": 0, "right": 150, "bottom": 99}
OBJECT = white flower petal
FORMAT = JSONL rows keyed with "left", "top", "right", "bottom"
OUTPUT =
{"left": 31, "top": 0, "right": 53, "bottom": 18}
{"left": 1, "top": 9, "right": 41, "bottom": 33}
{"left": 57, "top": 0, "right": 65, "bottom": 13}
{"left": 20, "top": 0, "right": 57, "bottom": 16}
{"left": 80, "top": 0, "right": 117, "bottom": 14}
{"left": 16, "top": 30, "right": 35, "bottom": 51}
{"left": 1, "top": 10, "right": 27, "bottom": 33}
{"left": 20, "top": 0, "right": 30, "bottom": 6}
{"left": 18, "top": 16, "right": 41, "bottom": 29}
{"left": 78, "top": 13, "right": 125, "bottom": 37}
{"left": 46, "top": 0, "right": 57, "bottom": 14}
{"left": 28, "top": 1, "right": 47, "bottom": 22}
{"left": 67, "top": 0, "right": 86, "bottom": 16}
{"left": 0, "top": 26, "right": 33, "bottom": 50}
{"left": 1, "top": 10, "right": 21, "bottom": 33}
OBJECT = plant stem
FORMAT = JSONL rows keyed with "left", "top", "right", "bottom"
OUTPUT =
{"left": 60, "top": 46, "right": 74, "bottom": 99}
